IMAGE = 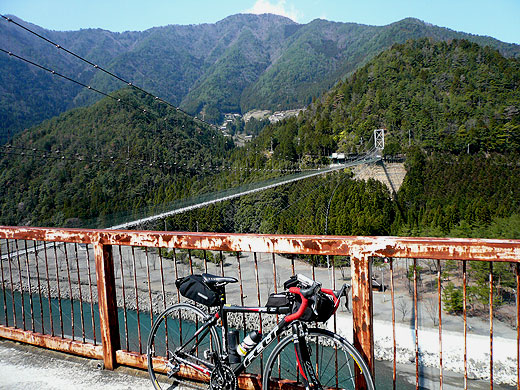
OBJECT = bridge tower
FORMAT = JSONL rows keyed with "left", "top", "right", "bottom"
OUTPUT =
{"left": 374, "top": 128, "right": 385, "bottom": 156}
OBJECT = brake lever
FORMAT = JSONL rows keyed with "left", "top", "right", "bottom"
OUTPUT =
{"left": 300, "top": 283, "right": 320, "bottom": 299}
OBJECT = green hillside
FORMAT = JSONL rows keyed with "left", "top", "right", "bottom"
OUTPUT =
{"left": 397, "top": 151, "right": 520, "bottom": 237}
{"left": 0, "top": 89, "right": 232, "bottom": 227}
{"left": 179, "top": 38, "right": 520, "bottom": 238}
{"left": 274, "top": 38, "right": 520, "bottom": 159}
{"left": 2, "top": 14, "right": 520, "bottom": 141}
{"left": 1, "top": 39, "right": 519, "bottom": 239}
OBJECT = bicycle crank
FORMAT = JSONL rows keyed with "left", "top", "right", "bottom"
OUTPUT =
{"left": 209, "top": 365, "right": 237, "bottom": 390}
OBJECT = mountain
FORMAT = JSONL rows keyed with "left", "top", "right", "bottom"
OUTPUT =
{"left": 1, "top": 38, "right": 519, "bottom": 237}
{"left": 250, "top": 38, "right": 520, "bottom": 160}
{"left": 0, "top": 13, "right": 295, "bottom": 140}
{"left": 165, "top": 39, "right": 520, "bottom": 239}
{"left": 2, "top": 14, "right": 520, "bottom": 141}
{"left": 0, "top": 89, "right": 232, "bottom": 227}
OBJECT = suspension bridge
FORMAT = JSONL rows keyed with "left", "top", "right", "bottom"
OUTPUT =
{"left": 0, "top": 143, "right": 386, "bottom": 259}
{"left": 108, "top": 141, "right": 385, "bottom": 230}
{"left": 1, "top": 15, "right": 389, "bottom": 232}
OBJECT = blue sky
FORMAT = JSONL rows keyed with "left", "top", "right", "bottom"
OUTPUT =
{"left": 2, "top": 0, "right": 519, "bottom": 44}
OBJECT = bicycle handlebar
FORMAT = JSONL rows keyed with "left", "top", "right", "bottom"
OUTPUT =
{"left": 284, "top": 287, "right": 308, "bottom": 322}
{"left": 284, "top": 282, "right": 351, "bottom": 322}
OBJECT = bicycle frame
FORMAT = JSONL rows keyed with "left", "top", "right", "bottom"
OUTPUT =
{"left": 173, "top": 304, "right": 290, "bottom": 377}
{"left": 221, "top": 304, "right": 289, "bottom": 375}
{"left": 172, "top": 283, "right": 349, "bottom": 382}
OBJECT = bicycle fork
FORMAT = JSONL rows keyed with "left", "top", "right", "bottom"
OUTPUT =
{"left": 292, "top": 323, "right": 323, "bottom": 390}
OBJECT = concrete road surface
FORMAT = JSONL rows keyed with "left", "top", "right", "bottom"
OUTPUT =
{"left": 0, "top": 339, "right": 153, "bottom": 390}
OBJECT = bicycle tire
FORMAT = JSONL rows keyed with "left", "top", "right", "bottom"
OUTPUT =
{"left": 262, "top": 327, "right": 375, "bottom": 390}
{"left": 147, "top": 303, "right": 221, "bottom": 390}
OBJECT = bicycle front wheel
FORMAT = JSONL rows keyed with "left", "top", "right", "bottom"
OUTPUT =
{"left": 147, "top": 303, "right": 221, "bottom": 390}
{"left": 262, "top": 328, "right": 375, "bottom": 390}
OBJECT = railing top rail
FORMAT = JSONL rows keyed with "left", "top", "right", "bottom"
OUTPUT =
{"left": 1, "top": 226, "right": 519, "bottom": 262}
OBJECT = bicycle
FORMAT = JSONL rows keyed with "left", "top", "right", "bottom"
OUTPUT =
{"left": 147, "top": 273, "right": 375, "bottom": 390}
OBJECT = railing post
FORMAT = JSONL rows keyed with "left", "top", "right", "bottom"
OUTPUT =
{"left": 94, "top": 242, "right": 120, "bottom": 370}
{"left": 350, "top": 252, "right": 374, "bottom": 388}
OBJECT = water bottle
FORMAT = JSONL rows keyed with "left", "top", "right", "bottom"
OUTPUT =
{"left": 236, "top": 330, "right": 262, "bottom": 357}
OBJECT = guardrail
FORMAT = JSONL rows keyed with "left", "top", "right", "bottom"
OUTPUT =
{"left": 0, "top": 226, "right": 518, "bottom": 390}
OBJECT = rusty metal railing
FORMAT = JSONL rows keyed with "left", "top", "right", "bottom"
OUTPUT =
{"left": 0, "top": 227, "right": 519, "bottom": 390}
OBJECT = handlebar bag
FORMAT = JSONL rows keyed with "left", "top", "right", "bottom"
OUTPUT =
{"left": 176, "top": 275, "right": 220, "bottom": 306}
{"left": 292, "top": 291, "right": 335, "bottom": 322}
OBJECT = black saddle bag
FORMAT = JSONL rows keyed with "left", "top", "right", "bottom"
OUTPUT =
{"left": 175, "top": 274, "right": 220, "bottom": 306}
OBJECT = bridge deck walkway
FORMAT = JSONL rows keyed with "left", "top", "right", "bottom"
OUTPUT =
{"left": 0, "top": 337, "right": 506, "bottom": 390}
{"left": 0, "top": 339, "right": 152, "bottom": 390}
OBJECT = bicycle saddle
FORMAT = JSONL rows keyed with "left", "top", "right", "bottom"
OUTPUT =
{"left": 202, "top": 273, "right": 238, "bottom": 285}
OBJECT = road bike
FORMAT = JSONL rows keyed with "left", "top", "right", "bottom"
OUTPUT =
{"left": 147, "top": 273, "right": 375, "bottom": 390}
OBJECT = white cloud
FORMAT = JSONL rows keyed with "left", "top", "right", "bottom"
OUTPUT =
{"left": 245, "top": 0, "right": 302, "bottom": 22}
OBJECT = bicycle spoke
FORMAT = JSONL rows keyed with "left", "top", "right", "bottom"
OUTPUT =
{"left": 147, "top": 303, "right": 219, "bottom": 390}
{"left": 263, "top": 328, "right": 374, "bottom": 390}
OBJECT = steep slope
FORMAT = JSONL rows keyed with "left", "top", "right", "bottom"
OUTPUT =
{"left": 2, "top": 14, "right": 519, "bottom": 140}
{"left": 0, "top": 89, "right": 230, "bottom": 227}
{"left": 241, "top": 17, "right": 520, "bottom": 113}
{"left": 180, "top": 28, "right": 273, "bottom": 118}
{"left": 271, "top": 38, "right": 520, "bottom": 158}
{"left": 79, "top": 14, "right": 296, "bottom": 117}
{"left": 240, "top": 19, "right": 378, "bottom": 111}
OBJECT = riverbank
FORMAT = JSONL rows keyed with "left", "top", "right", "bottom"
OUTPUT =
{"left": 333, "top": 315, "right": 517, "bottom": 388}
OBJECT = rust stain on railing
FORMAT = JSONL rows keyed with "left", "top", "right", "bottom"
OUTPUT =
{"left": 1, "top": 227, "right": 520, "bottom": 259}
{"left": 0, "top": 226, "right": 519, "bottom": 390}
{"left": 0, "top": 325, "right": 103, "bottom": 358}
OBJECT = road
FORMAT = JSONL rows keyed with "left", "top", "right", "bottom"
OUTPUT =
{"left": 0, "top": 339, "right": 152, "bottom": 390}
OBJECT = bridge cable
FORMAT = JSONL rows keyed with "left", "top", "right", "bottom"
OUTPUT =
{"left": 0, "top": 47, "right": 173, "bottom": 122}
{"left": 0, "top": 48, "right": 120, "bottom": 103}
{"left": 1, "top": 14, "right": 214, "bottom": 129}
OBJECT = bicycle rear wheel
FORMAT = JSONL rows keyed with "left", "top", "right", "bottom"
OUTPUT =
{"left": 262, "top": 327, "right": 375, "bottom": 390}
{"left": 147, "top": 303, "right": 221, "bottom": 390}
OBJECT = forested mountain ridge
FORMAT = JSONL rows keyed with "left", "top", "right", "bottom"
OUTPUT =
{"left": 2, "top": 13, "right": 520, "bottom": 141}
{"left": 255, "top": 38, "right": 520, "bottom": 161}
{"left": 1, "top": 38, "right": 520, "bottom": 238}
{"left": 0, "top": 89, "right": 233, "bottom": 227}
{"left": 240, "top": 17, "right": 520, "bottom": 113}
